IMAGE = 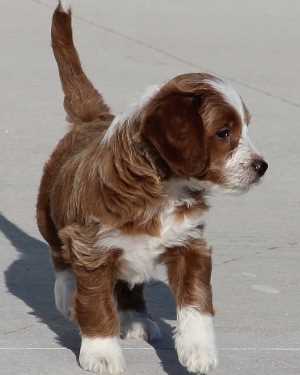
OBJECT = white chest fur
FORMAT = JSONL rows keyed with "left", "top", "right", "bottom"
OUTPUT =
{"left": 97, "top": 202, "right": 206, "bottom": 286}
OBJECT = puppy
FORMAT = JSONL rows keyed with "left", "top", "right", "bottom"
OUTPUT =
{"left": 37, "top": 2, "right": 268, "bottom": 374}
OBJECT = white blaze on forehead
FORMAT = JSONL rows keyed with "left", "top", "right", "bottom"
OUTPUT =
{"left": 205, "top": 78, "right": 245, "bottom": 122}
{"left": 241, "top": 122, "right": 260, "bottom": 156}
{"left": 224, "top": 120, "right": 262, "bottom": 191}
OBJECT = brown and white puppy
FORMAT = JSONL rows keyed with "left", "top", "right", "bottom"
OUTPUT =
{"left": 37, "top": 2, "right": 268, "bottom": 375}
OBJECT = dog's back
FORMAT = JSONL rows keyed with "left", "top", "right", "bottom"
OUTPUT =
{"left": 36, "top": 4, "right": 113, "bottom": 265}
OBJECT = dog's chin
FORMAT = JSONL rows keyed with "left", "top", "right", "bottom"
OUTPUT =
{"left": 222, "top": 184, "right": 251, "bottom": 196}
{"left": 221, "top": 175, "right": 265, "bottom": 195}
{"left": 190, "top": 169, "right": 261, "bottom": 195}
{"left": 187, "top": 178, "right": 251, "bottom": 196}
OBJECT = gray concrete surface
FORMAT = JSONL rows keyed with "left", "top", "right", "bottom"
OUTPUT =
{"left": 1, "top": 0, "right": 300, "bottom": 374}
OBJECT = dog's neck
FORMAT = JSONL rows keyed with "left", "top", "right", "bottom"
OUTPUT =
{"left": 87, "top": 102, "right": 208, "bottom": 232}
{"left": 85, "top": 118, "right": 164, "bottom": 232}
{"left": 133, "top": 138, "right": 171, "bottom": 181}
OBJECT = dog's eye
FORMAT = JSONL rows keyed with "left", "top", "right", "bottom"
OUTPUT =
{"left": 216, "top": 128, "right": 231, "bottom": 140}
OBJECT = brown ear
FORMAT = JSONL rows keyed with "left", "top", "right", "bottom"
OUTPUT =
{"left": 142, "top": 94, "right": 207, "bottom": 177}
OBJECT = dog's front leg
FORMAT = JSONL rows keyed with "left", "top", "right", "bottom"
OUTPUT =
{"left": 73, "top": 262, "right": 125, "bottom": 375}
{"left": 161, "top": 240, "right": 218, "bottom": 374}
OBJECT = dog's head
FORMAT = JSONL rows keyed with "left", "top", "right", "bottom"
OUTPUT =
{"left": 142, "top": 73, "right": 268, "bottom": 192}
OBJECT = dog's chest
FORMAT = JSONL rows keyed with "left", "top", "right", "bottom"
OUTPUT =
{"left": 98, "top": 202, "right": 205, "bottom": 286}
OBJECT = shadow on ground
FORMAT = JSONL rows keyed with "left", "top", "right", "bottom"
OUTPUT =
{"left": 1, "top": 212, "right": 188, "bottom": 374}
{"left": 1, "top": 213, "right": 80, "bottom": 354}
{"left": 145, "top": 281, "right": 189, "bottom": 375}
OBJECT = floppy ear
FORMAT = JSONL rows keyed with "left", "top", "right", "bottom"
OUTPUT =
{"left": 142, "top": 94, "right": 207, "bottom": 177}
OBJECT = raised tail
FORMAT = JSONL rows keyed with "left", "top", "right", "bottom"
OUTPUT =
{"left": 52, "top": 1, "right": 111, "bottom": 124}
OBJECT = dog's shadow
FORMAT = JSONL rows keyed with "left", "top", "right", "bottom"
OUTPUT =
{"left": 2, "top": 213, "right": 188, "bottom": 374}
{"left": 144, "top": 280, "right": 190, "bottom": 375}
{"left": 2, "top": 213, "right": 80, "bottom": 353}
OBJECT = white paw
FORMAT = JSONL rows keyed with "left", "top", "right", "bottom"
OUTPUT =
{"left": 120, "top": 311, "right": 162, "bottom": 341}
{"left": 175, "top": 307, "right": 218, "bottom": 374}
{"left": 79, "top": 336, "right": 125, "bottom": 375}
{"left": 54, "top": 269, "right": 76, "bottom": 319}
{"left": 176, "top": 339, "right": 218, "bottom": 374}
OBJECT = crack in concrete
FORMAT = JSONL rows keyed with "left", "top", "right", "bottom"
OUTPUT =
{"left": 1, "top": 324, "right": 32, "bottom": 335}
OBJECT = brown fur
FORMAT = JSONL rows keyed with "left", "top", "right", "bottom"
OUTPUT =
{"left": 161, "top": 240, "right": 214, "bottom": 315}
{"left": 73, "top": 256, "right": 120, "bottom": 337}
{"left": 51, "top": 7, "right": 112, "bottom": 124}
{"left": 59, "top": 223, "right": 121, "bottom": 270}
{"left": 174, "top": 189, "right": 209, "bottom": 221}
{"left": 37, "top": 5, "right": 255, "bottom": 344}
{"left": 142, "top": 94, "right": 208, "bottom": 177}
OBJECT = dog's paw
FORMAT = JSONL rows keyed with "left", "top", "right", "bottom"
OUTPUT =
{"left": 79, "top": 336, "right": 125, "bottom": 375}
{"left": 120, "top": 311, "right": 162, "bottom": 341}
{"left": 54, "top": 269, "right": 76, "bottom": 319}
{"left": 176, "top": 339, "right": 218, "bottom": 374}
{"left": 175, "top": 307, "right": 218, "bottom": 374}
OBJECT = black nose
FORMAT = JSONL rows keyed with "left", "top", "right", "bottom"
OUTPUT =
{"left": 252, "top": 159, "right": 268, "bottom": 177}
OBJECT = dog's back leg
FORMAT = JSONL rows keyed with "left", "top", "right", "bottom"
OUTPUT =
{"left": 37, "top": 169, "right": 76, "bottom": 320}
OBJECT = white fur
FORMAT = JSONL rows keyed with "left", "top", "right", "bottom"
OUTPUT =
{"left": 206, "top": 78, "right": 245, "bottom": 122}
{"left": 120, "top": 310, "right": 161, "bottom": 341}
{"left": 102, "top": 85, "right": 160, "bottom": 144}
{"left": 59, "top": 0, "right": 71, "bottom": 12}
{"left": 175, "top": 307, "right": 218, "bottom": 374}
{"left": 97, "top": 198, "right": 206, "bottom": 286}
{"left": 54, "top": 269, "right": 76, "bottom": 319}
{"left": 223, "top": 123, "right": 261, "bottom": 191}
{"left": 79, "top": 336, "right": 125, "bottom": 375}
{"left": 204, "top": 78, "right": 263, "bottom": 191}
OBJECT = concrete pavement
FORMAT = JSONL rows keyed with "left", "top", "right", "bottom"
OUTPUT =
{"left": 0, "top": 0, "right": 299, "bottom": 374}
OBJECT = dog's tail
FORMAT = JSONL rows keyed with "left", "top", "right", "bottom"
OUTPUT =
{"left": 51, "top": 1, "right": 111, "bottom": 125}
